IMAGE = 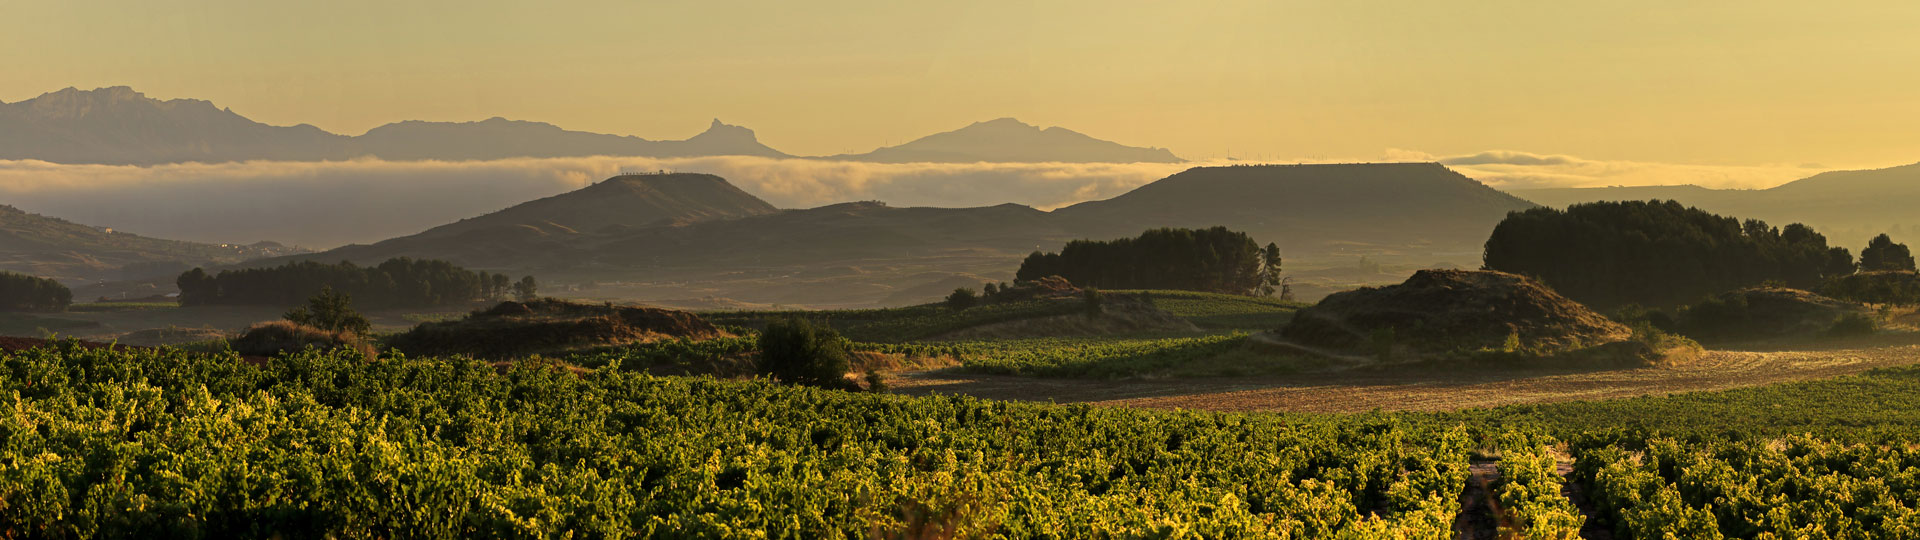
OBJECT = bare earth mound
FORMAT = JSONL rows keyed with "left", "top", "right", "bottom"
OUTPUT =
{"left": 1281, "top": 269, "right": 1633, "bottom": 361}
{"left": 389, "top": 299, "right": 726, "bottom": 359}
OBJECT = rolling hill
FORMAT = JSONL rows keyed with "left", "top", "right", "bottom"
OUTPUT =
{"left": 271, "top": 162, "right": 1532, "bottom": 307}
{"left": 1055, "top": 163, "right": 1539, "bottom": 257}
{"left": 824, "top": 118, "right": 1183, "bottom": 163}
{"left": 0, "top": 204, "right": 304, "bottom": 283}
{"left": 1513, "top": 161, "right": 1920, "bottom": 246}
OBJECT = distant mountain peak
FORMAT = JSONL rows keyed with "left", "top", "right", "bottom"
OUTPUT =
{"left": 689, "top": 118, "right": 760, "bottom": 142}
{"left": 826, "top": 117, "right": 1183, "bottom": 163}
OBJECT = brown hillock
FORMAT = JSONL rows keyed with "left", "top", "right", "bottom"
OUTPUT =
{"left": 1281, "top": 269, "right": 1633, "bottom": 360}
{"left": 388, "top": 299, "right": 726, "bottom": 359}
{"left": 1679, "top": 287, "right": 1865, "bottom": 341}
{"left": 232, "top": 321, "right": 376, "bottom": 358}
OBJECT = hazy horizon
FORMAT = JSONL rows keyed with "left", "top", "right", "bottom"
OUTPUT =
{"left": 8, "top": 1, "right": 1920, "bottom": 171}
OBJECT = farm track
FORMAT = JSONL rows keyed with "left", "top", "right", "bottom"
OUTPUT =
{"left": 890, "top": 337, "right": 1920, "bottom": 413}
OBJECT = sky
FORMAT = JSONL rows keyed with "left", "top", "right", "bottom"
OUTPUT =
{"left": 6, "top": 0, "right": 1920, "bottom": 170}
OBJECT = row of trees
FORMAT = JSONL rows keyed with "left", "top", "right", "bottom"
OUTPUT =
{"left": 0, "top": 271, "right": 71, "bottom": 312}
{"left": 177, "top": 258, "right": 535, "bottom": 309}
{"left": 1015, "top": 227, "right": 1282, "bottom": 296}
{"left": 1484, "top": 201, "right": 1859, "bottom": 308}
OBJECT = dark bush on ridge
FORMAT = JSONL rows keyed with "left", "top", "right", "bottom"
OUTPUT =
{"left": 757, "top": 318, "right": 853, "bottom": 389}
{"left": 1484, "top": 200, "right": 1855, "bottom": 309}
{"left": 0, "top": 271, "right": 71, "bottom": 312}
{"left": 1016, "top": 227, "right": 1281, "bottom": 295}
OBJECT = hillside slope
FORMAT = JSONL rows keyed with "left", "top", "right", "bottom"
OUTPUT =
{"left": 0, "top": 205, "right": 303, "bottom": 282}
{"left": 1054, "top": 163, "right": 1538, "bottom": 257}
{"left": 1512, "top": 161, "right": 1920, "bottom": 245}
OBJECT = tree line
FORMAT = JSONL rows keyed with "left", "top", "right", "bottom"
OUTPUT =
{"left": 0, "top": 271, "right": 71, "bottom": 312}
{"left": 177, "top": 258, "right": 534, "bottom": 309}
{"left": 1016, "top": 227, "right": 1281, "bottom": 296}
{"left": 1484, "top": 200, "right": 1858, "bottom": 309}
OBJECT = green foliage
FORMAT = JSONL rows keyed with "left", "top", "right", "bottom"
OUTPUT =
{"left": 1484, "top": 201, "right": 1855, "bottom": 308}
{"left": 1860, "top": 233, "right": 1917, "bottom": 272}
{"left": 757, "top": 317, "right": 853, "bottom": 388}
{"left": 946, "top": 333, "right": 1249, "bottom": 377}
{"left": 944, "top": 287, "right": 978, "bottom": 310}
{"left": 1112, "top": 289, "right": 1307, "bottom": 330}
{"left": 1493, "top": 438, "right": 1585, "bottom": 539}
{"left": 178, "top": 257, "right": 516, "bottom": 308}
{"left": 1017, "top": 226, "right": 1278, "bottom": 295}
{"left": 1826, "top": 311, "right": 1878, "bottom": 337}
{"left": 705, "top": 298, "right": 1083, "bottom": 343}
{"left": 0, "top": 270, "right": 71, "bottom": 312}
{"left": 1824, "top": 270, "right": 1920, "bottom": 305}
{"left": 282, "top": 285, "right": 372, "bottom": 336}
{"left": 0, "top": 342, "right": 1476, "bottom": 537}
{"left": 1082, "top": 286, "right": 1103, "bottom": 315}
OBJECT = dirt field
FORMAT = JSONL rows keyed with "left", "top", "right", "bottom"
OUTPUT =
{"left": 890, "top": 333, "right": 1920, "bottom": 413}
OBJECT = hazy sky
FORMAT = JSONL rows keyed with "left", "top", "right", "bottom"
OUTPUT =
{"left": 6, "top": 0, "right": 1920, "bottom": 167}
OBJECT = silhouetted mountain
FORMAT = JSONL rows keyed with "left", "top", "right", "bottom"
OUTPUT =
{"left": 276, "top": 164, "right": 1527, "bottom": 307}
{"left": 1512, "top": 162, "right": 1920, "bottom": 245}
{"left": 0, "top": 204, "right": 305, "bottom": 282}
{"left": 1054, "top": 163, "right": 1538, "bottom": 256}
{"left": 410, "top": 173, "right": 779, "bottom": 240}
{"left": 0, "top": 87, "right": 348, "bottom": 165}
{"left": 823, "top": 118, "right": 1183, "bottom": 163}
{"left": 2, "top": 88, "right": 1184, "bottom": 165}
{"left": 354, "top": 118, "right": 788, "bottom": 160}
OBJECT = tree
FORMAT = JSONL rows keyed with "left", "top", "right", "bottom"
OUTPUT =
{"left": 983, "top": 282, "right": 999, "bottom": 297}
{"left": 1484, "top": 200, "right": 1856, "bottom": 308}
{"left": 945, "top": 287, "right": 979, "bottom": 310}
{"left": 1260, "top": 242, "right": 1284, "bottom": 297}
{"left": 0, "top": 271, "right": 71, "bottom": 312}
{"left": 1016, "top": 227, "right": 1270, "bottom": 295}
{"left": 1860, "top": 234, "right": 1916, "bottom": 272}
{"left": 175, "top": 258, "right": 505, "bottom": 308}
{"left": 283, "top": 286, "right": 372, "bottom": 336}
{"left": 513, "top": 276, "right": 539, "bottom": 301}
{"left": 757, "top": 318, "right": 851, "bottom": 388}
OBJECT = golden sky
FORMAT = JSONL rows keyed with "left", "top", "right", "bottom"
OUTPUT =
{"left": 6, "top": 0, "right": 1920, "bottom": 168}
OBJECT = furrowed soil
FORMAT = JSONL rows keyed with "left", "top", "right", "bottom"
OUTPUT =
{"left": 889, "top": 335, "right": 1920, "bottom": 413}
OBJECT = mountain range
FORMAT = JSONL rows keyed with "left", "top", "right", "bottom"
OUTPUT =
{"left": 0, "top": 86, "right": 1182, "bottom": 165}
{"left": 1513, "top": 161, "right": 1920, "bottom": 247}
{"left": 250, "top": 163, "right": 1532, "bottom": 307}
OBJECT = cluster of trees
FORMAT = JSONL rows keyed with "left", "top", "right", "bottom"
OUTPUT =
{"left": 1016, "top": 227, "right": 1282, "bottom": 296}
{"left": 1484, "top": 201, "right": 1856, "bottom": 308}
{"left": 0, "top": 271, "right": 71, "bottom": 312}
{"left": 177, "top": 258, "right": 534, "bottom": 309}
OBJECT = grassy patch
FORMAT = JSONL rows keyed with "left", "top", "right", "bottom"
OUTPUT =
{"left": 67, "top": 301, "right": 179, "bottom": 313}
{"left": 703, "top": 298, "right": 1083, "bottom": 343}
{"left": 0, "top": 313, "right": 101, "bottom": 336}
{"left": 1112, "top": 290, "right": 1306, "bottom": 330}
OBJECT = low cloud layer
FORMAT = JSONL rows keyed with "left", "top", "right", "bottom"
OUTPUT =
{"left": 1387, "top": 149, "right": 1827, "bottom": 191}
{"left": 0, "top": 151, "right": 1838, "bottom": 250}
{"left": 0, "top": 156, "right": 1189, "bottom": 248}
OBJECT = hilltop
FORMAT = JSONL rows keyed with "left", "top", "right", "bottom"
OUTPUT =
{"left": 1512, "top": 161, "right": 1920, "bottom": 245}
{"left": 268, "top": 162, "right": 1533, "bottom": 307}
{"left": 0, "top": 204, "right": 304, "bottom": 283}
{"left": 824, "top": 118, "right": 1182, "bottom": 163}
{"left": 1054, "top": 163, "right": 1538, "bottom": 257}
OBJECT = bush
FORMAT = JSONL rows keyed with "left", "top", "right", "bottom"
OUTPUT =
{"left": 230, "top": 320, "right": 374, "bottom": 358}
{"left": 283, "top": 286, "right": 371, "bottom": 336}
{"left": 1827, "top": 312, "right": 1878, "bottom": 337}
{"left": 0, "top": 271, "right": 71, "bottom": 312}
{"left": 758, "top": 318, "right": 853, "bottom": 388}
{"left": 945, "top": 287, "right": 978, "bottom": 310}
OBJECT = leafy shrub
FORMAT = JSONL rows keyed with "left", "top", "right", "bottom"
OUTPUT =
{"left": 945, "top": 287, "right": 978, "bottom": 310}
{"left": 1826, "top": 312, "right": 1878, "bottom": 337}
{"left": 758, "top": 318, "right": 853, "bottom": 388}
{"left": 283, "top": 286, "right": 372, "bottom": 336}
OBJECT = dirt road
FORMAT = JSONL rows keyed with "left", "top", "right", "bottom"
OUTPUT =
{"left": 890, "top": 336, "right": 1920, "bottom": 413}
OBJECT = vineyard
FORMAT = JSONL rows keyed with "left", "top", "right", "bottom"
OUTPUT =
{"left": 5, "top": 341, "right": 1920, "bottom": 536}
{"left": 1112, "top": 290, "right": 1306, "bottom": 330}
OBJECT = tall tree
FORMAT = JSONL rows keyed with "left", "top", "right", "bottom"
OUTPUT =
{"left": 283, "top": 286, "right": 372, "bottom": 336}
{"left": 513, "top": 276, "right": 539, "bottom": 302}
{"left": 1860, "top": 234, "right": 1917, "bottom": 272}
{"left": 1016, "top": 227, "right": 1270, "bottom": 295}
